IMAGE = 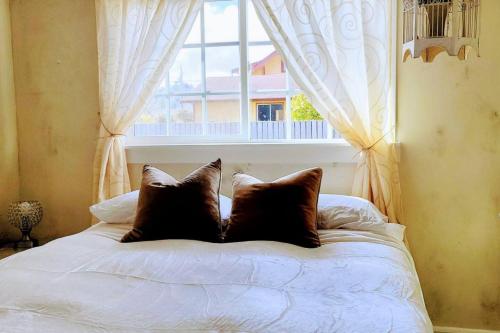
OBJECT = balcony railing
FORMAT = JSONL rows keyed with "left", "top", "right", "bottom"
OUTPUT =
{"left": 132, "top": 120, "right": 342, "bottom": 140}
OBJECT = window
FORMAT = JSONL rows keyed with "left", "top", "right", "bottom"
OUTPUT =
{"left": 257, "top": 103, "right": 282, "bottom": 121}
{"left": 130, "top": 0, "right": 341, "bottom": 143}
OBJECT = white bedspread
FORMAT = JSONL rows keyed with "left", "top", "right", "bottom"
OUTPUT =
{"left": 0, "top": 223, "right": 432, "bottom": 332}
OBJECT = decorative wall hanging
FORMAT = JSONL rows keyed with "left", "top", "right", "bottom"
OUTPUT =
{"left": 402, "top": 0, "right": 480, "bottom": 62}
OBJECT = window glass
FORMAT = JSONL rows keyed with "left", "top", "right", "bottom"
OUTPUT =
{"left": 205, "top": 46, "right": 240, "bottom": 93}
{"left": 204, "top": 0, "right": 239, "bottom": 43}
{"left": 207, "top": 94, "right": 241, "bottom": 136}
{"left": 170, "top": 95, "right": 202, "bottom": 136}
{"left": 257, "top": 104, "right": 271, "bottom": 121}
{"left": 185, "top": 13, "right": 201, "bottom": 44}
{"left": 169, "top": 48, "right": 202, "bottom": 93}
{"left": 133, "top": 0, "right": 341, "bottom": 142}
{"left": 248, "top": 2, "right": 269, "bottom": 42}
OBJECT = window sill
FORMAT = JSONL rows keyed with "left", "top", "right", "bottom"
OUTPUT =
{"left": 125, "top": 140, "right": 358, "bottom": 164}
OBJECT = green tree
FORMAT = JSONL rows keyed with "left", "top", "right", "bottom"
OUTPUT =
{"left": 291, "top": 94, "right": 323, "bottom": 121}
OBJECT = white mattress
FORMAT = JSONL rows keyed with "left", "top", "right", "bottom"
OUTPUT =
{"left": 0, "top": 223, "right": 432, "bottom": 332}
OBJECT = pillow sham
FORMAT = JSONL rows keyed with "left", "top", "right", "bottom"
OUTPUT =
{"left": 89, "top": 190, "right": 139, "bottom": 224}
{"left": 317, "top": 194, "right": 404, "bottom": 240}
{"left": 89, "top": 191, "right": 232, "bottom": 223}
{"left": 121, "top": 160, "right": 222, "bottom": 243}
{"left": 224, "top": 168, "right": 323, "bottom": 248}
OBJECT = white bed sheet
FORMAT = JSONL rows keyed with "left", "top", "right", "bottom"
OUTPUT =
{"left": 0, "top": 223, "right": 432, "bottom": 332}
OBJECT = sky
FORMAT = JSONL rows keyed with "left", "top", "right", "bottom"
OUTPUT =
{"left": 168, "top": 1, "right": 276, "bottom": 92}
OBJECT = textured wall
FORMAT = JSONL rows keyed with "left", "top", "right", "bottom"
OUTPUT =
{"left": 128, "top": 163, "right": 355, "bottom": 197}
{"left": 397, "top": 0, "right": 500, "bottom": 329}
{"left": 10, "top": 0, "right": 99, "bottom": 243}
{"left": 0, "top": 0, "right": 20, "bottom": 240}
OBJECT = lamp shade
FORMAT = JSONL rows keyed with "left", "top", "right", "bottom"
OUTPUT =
{"left": 7, "top": 201, "right": 43, "bottom": 231}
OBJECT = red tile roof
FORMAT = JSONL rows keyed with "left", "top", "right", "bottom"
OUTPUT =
{"left": 179, "top": 73, "right": 287, "bottom": 101}
{"left": 199, "top": 73, "right": 286, "bottom": 92}
{"left": 178, "top": 51, "right": 289, "bottom": 102}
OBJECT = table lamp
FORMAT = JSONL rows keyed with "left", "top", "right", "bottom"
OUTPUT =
{"left": 7, "top": 201, "right": 42, "bottom": 249}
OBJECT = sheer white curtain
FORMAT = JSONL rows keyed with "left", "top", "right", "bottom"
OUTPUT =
{"left": 252, "top": 0, "right": 402, "bottom": 222}
{"left": 93, "top": 0, "right": 202, "bottom": 203}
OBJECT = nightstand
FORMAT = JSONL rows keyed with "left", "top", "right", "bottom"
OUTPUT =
{"left": 0, "top": 241, "right": 28, "bottom": 259}
{"left": 0, "top": 248, "right": 19, "bottom": 260}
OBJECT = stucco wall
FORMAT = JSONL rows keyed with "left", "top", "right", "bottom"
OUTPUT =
{"left": 10, "top": 0, "right": 99, "bottom": 243}
{"left": 252, "top": 51, "right": 282, "bottom": 75}
{"left": 128, "top": 162, "right": 355, "bottom": 199}
{"left": 192, "top": 100, "right": 241, "bottom": 122}
{"left": 0, "top": 0, "right": 20, "bottom": 240}
{"left": 189, "top": 99, "right": 286, "bottom": 123}
{"left": 397, "top": 0, "right": 500, "bottom": 329}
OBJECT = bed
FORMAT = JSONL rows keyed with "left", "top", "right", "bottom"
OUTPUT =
{"left": 0, "top": 222, "right": 432, "bottom": 332}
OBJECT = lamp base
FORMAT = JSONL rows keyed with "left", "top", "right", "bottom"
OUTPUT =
{"left": 14, "top": 238, "right": 38, "bottom": 250}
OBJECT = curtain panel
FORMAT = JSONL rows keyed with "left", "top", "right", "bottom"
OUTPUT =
{"left": 252, "top": 0, "right": 402, "bottom": 222}
{"left": 93, "top": 0, "right": 203, "bottom": 204}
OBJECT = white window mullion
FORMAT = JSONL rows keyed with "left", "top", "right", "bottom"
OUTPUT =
{"left": 248, "top": 41, "right": 273, "bottom": 47}
{"left": 200, "top": 3, "right": 208, "bottom": 136}
{"left": 239, "top": 0, "right": 249, "bottom": 141}
{"left": 184, "top": 41, "right": 239, "bottom": 48}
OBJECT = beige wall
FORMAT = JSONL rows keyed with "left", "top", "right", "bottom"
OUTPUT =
{"left": 397, "top": 0, "right": 500, "bottom": 330}
{"left": 189, "top": 99, "right": 286, "bottom": 123}
{"left": 10, "top": 0, "right": 99, "bottom": 243}
{"left": 0, "top": 0, "right": 20, "bottom": 240}
{"left": 262, "top": 53, "right": 283, "bottom": 75}
{"left": 128, "top": 163, "right": 355, "bottom": 198}
{"left": 191, "top": 100, "right": 240, "bottom": 123}
{"left": 252, "top": 52, "right": 283, "bottom": 76}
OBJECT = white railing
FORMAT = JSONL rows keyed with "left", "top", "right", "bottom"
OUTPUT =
{"left": 132, "top": 120, "right": 342, "bottom": 140}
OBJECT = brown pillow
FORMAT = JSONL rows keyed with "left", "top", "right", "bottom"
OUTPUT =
{"left": 224, "top": 168, "right": 322, "bottom": 248}
{"left": 121, "top": 160, "right": 222, "bottom": 243}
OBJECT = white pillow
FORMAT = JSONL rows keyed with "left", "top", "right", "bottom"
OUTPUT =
{"left": 90, "top": 190, "right": 139, "bottom": 223}
{"left": 219, "top": 194, "right": 232, "bottom": 220}
{"left": 317, "top": 194, "right": 404, "bottom": 240}
{"left": 90, "top": 191, "right": 233, "bottom": 223}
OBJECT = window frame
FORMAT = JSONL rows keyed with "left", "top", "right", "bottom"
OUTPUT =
{"left": 127, "top": 0, "right": 341, "bottom": 146}
{"left": 126, "top": 0, "right": 398, "bottom": 164}
{"left": 126, "top": 0, "right": 397, "bottom": 151}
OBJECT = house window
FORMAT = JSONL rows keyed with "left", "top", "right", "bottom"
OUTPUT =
{"left": 130, "top": 0, "right": 341, "bottom": 143}
{"left": 257, "top": 103, "right": 282, "bottom": 121}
